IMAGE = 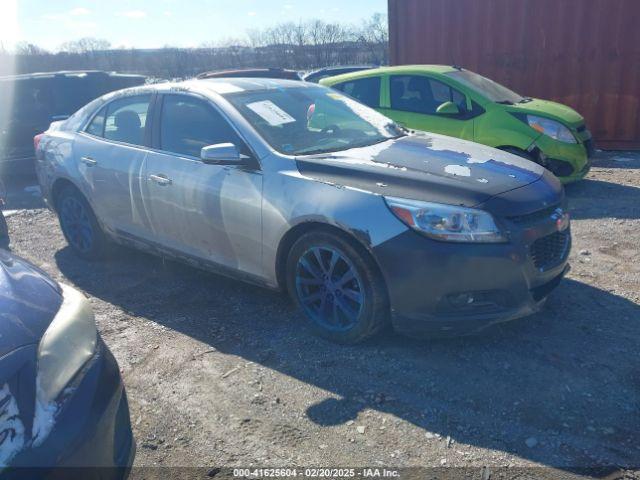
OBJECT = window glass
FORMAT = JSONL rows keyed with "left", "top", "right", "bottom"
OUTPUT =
{"left": 85, "top": 105, "right": 106, "bottom": 137}
{"left": 224, "top": 85, "right": 404, "bottom": 156}
{"left": 390, "top": 75, "right": 467, "bottom": 114}
{"left": 54, "top": 76, "right": 95, "bottom": 116}
{"left": 103, "top": 95, "right": 151, "bottom": 146}
{"left": 160, "top": 95, "right": 244, "bottom": 158}
{"left": 333, "top": 77, "right": 381, "bottom": 108}
{"left": 446, "top": 70, "right": 524, "bottom": 104}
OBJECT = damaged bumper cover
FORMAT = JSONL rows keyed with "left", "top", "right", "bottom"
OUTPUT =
{"left": 7, "top": 338, "right": 135, "bottom": 477}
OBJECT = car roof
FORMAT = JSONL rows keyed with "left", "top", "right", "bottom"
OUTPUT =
{"left": 95, "top": 77, "right": 317, "bottom": 106}
{"left": 0, "top": 70, "right": 145, "bottom": 82}
{"left": 320, "top": 64, "right": 460, "bottom": 84}
{"left": 196, "top": 68, "right": 301, "bottom": 80}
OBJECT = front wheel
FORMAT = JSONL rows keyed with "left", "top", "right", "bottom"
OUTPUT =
{"left": 56, "top": 186, "right": 108, "bottom": 260}
{"left": 286, "top": 231, "right": 389, "bottom": 344}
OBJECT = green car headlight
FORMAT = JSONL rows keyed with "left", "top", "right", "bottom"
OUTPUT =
{"left": 33, "top": 284, "right": 97, "bottom": 445}
{"left": 385, "top": 197, "right": 507, "bottom": 243}
{"left": 524, "top": 114, "right": 577, "bottom": 144}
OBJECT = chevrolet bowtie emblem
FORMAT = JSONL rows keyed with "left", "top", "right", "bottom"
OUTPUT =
{"left": 551, "top": 208, "right": 570, "bottom": 231}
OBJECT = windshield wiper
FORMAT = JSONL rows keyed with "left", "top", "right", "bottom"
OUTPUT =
{"left": 496, "top": 100, "right": 514, "bottom": 105}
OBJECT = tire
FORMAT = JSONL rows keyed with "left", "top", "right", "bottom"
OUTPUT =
{"left": 56, "top": 185, "right": 108, "bottom": 260}
{"left": 286, "top": 230, "right": 389, "bottom": 344}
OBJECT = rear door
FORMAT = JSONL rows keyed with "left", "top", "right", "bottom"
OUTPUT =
{"left": 142, "top": 92, "right": 263, "bottom": 276}
{"left": 381, "top": 74, "right": 475, "bottom": 140}
{"left": 74, "top": 93, "right": 153, "bottom": 238}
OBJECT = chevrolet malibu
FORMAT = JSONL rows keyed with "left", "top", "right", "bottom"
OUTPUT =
{"left": 35, "top": 79, "right": 571, "bottom": 344}
{"left": 0, "top": 249, "right": 134, "bottom": 474}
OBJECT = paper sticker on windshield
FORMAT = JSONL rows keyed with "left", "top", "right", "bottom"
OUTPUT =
{"left": 247, "top": 101, "right": 296, "bottom": 126}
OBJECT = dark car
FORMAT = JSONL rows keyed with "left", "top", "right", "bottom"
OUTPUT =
{"left": 0, "top": 180, "right": 7, "bottom": 245}
{"left": 196, "top": 68, "right": 302, "bottom": 81}
{"left": 303, "top": 65, "right": 377, "bottom": 83}
{"left": 0, "top": 250, "right": 134, "bottom": 476}
{"left": 0, "top": 70, "right": 146, "bottom": 177}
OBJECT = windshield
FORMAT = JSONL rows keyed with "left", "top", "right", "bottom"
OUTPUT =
{"left": 224, "top": 85, "right": 404, "bottom": 156}
{"left": 446, "top": 70, "right": 526, "bottom": 105}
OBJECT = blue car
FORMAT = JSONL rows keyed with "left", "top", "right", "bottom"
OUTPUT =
{"left": 0, "top": 180, "right": 7, "bottom": 245}
{"left": 0, "top": 250, "right": 134, "bottom": 477}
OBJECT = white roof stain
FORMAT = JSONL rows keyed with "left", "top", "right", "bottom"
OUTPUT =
{"left": 444, "top": 164, "right": 471, "bottom": 177}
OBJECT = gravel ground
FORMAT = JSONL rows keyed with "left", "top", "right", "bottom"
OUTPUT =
{"left": 2, "top": 152, "right": 640, "bottom": 479}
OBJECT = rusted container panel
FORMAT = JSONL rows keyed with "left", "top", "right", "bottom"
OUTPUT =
{"left": 388, "top": 0, "right": 640, "bottom": 150}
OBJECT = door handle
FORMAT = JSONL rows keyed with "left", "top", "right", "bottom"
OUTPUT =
{"left": 80, "top": 156, "right": 97, "bottom": 167}
{"left": 149, "top": 174, "right": 172, "bottom": 186}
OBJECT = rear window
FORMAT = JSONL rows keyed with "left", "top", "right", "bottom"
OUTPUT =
{"left": 99, "top": 95, "right": 151, "bottom": 146}
{"left": 333, "top": 77, "right": 381, "bottom": 108}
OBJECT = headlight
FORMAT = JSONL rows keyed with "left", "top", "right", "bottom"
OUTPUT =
{"left": 384, "top": 197, "right": 506, "bottom": 243}
{"left": 524, "top": 115, "right": 576, "bottom": 143}
{"left": 33, "top": 284, "right": 97, "bottom": 445}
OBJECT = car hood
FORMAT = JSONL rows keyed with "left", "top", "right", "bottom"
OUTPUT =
{"left": 0, "top": 250, "right": 62, "bottom": 358}
{"left": 508, "top": 98, "right": 584, "bottom": 128}
{"left": 295, "top": 132, "right": 546, "bottom": 208}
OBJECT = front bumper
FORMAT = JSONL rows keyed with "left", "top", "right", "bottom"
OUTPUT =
{"left": 530, "top": 132, "right": 593, "bottom": 184}
{"left": 8, "top": 338, "right": 135, "bottom": 479}
{"left": 374, "top": 216, "right": 570, "bottom": 337}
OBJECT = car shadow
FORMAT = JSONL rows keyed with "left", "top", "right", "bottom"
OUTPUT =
{"left": 565, "top": 178, "right": 640, "bottom": 220}
{"left": 590, "top": 152, "right": 640, "bottom": 170}
{"left": 54, "top": 246, "right": 640, "bottom": 474}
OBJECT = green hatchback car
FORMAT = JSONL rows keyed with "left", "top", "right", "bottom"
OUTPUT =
{"left": 320, "top": 65, "right": 594, "bottom": 183}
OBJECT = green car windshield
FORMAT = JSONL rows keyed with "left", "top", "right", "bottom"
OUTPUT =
{"left": 446, "top": 70, "right": 526, "bottom": 105}
{"left": 225, "top": 86, "right": 404, "bottom": 156}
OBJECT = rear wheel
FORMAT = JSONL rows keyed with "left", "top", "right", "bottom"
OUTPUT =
{"left": 286, "top": 231, "right": 389, "bottom": 344}
{"left": 56, "top": 186, "right": 108, "bottom": 259}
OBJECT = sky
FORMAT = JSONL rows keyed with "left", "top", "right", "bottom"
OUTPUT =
{"left": 2, "top": 0, "right": 387, "bottom": 51}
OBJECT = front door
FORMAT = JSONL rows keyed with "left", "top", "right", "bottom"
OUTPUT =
{"left": 142, "top": 93, "right": 263, "bottom": 277}
{"left": 381, "top": 75, "right": 475, "bottom": 140}
{"left": 75, "top": 93, "right": 153, "bottom": 238}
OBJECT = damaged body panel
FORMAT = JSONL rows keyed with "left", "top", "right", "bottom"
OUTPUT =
{"left": 36, "top": 78, "right": 570, "bottom": 342}
{"left": 0, "top": 250, "right": 134, "bottom": 472}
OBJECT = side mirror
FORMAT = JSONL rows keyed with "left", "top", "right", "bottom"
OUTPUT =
{"left": 200, "top": 143, "right": 244, "bottom": 165}
{"left": 436, "top": 101, "right": 460, "bottom": 115}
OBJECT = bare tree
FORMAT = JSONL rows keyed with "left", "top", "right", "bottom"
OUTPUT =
{"left": 2, "top": 13, "right": 388, "bottom": 78}
{"left": 58, "top": 37, "right": 111, "bottom": 54}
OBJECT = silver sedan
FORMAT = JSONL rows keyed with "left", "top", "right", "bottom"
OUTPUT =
{"left": 36, "top": 79, "right": 569, "bottom": 343}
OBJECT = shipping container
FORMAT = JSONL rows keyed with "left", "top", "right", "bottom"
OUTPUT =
{"left": 388, "top": 0, "right": 640, "bottom": 150}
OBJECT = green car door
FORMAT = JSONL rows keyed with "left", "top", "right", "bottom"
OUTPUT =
{"left": 379, "top": 74, "right": 476, "bottom": 140}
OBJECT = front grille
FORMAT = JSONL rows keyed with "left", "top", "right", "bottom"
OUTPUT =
{"left": 584, "top": 138, "right": 595, "bottom": 157}
{"left": 545, "top": 158, "right": 575, "bottom": 177}
{"left": 530, "top": 230, "right": 570, "bottom": 270}
{"left": 508, "top": 204, "right": 560, "bottom": 226}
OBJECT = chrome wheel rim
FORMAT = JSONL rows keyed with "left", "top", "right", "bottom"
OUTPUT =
{"left": 295, "top": 246, "right": 365, "bottom": 331}
{"left": 60, "top": 197, "right": 93, "bottom": 253}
